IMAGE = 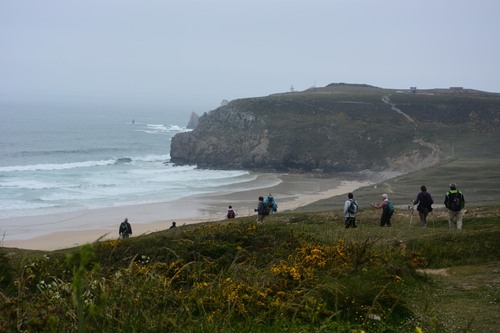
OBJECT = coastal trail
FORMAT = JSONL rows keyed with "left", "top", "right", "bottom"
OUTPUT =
{"left": 382, "top": 95, "right": 417, "bottom": 130}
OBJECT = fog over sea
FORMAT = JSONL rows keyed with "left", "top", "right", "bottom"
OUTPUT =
{"left": 0, "top": 104, "right": 273, "bottom": 238}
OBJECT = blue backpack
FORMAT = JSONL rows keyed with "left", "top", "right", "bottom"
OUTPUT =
{"left": 386, "top": 201, "right": 394, "bottom": 216}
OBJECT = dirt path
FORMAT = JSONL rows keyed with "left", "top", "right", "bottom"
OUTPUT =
{"left": 382, "top": 95, "right": 418, "bottom": 129}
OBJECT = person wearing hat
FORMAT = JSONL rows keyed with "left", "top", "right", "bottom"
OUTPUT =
{"left": 119, "top": 217, "right": 132, "bottom": 239}
{"left": 371, "top": 193, "right": 392, "bottom": 227}
{"left": 444, "top": 183, "right": 465, "bottom": 229}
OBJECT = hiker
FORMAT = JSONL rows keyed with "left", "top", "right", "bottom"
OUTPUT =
{"left": 227, "top": 205, "right": 236, "bottom": 219}
{"left": 119, "top": 217, "right": 132, "bottom": 239}
{"left": 169, "top": 221, "right": 177, "bottom": 229}
{"left": 444, "top": 183, "right": 465, "bottom": 229}
{"left": 343, "top": 192, "right": 358, "bottom": 228}
{"left": 265, "top": 193, "right": 278, "bottom": 214}
{"left": 413, "top": 185, "right": 434, "bottom": 227}
{"left": 371, "top": 194, "right": 393, "bottom": 227}
{"left": 255, "top": 196, "right": 267, "bottom": 223}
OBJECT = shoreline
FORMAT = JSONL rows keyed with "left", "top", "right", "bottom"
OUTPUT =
{"left": 1, "top": 174, "right": 372, "bottom": 251}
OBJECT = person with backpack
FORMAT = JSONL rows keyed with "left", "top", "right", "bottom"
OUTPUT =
{"left": 119, "top": 217, "right": 132, "bottom": 239}
{"left": 343, "top": 192, "right": 358, "bottom": 228}
{"left": 371, "top": 193, "right": 393, "bottom": 227}
{"left": 227, "top": 205, "right": 236, "bottom": 219}
{"left": 413, "top": 185, "right": 434, "bottom": 227}
{"left": 255, "top": 196, "right": 267, "bottom": 223}
{"left": 444, "top": 183, "right": 465, "bottom": 229}
{"left": 265, "top": 193, "right": 278, "bottom": 214}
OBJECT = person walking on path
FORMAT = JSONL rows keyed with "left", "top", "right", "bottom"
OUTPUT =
{"left": 255, "top": 196, "right": 267, "bottom": 224}
{"left": 227, "top": 205, "right": 236, "bottom": 219}
{"left": 119, "top": 217, "right": 132, "bottom": 239}
{"left": 413, "top": 185, "right": 434, "bottom": 227}
{"left": 343, "top": 193, "right": 358, "bottom": 228}
{"left": 444, "top": 183, "right": 465, "bottom": 229}
{"left": 371, "top": 194, "right": 393, "bottom": 227}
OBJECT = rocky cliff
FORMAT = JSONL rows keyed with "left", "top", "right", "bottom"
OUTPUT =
{"left": 171, "top": 84, "right": 500, "bottom": 174}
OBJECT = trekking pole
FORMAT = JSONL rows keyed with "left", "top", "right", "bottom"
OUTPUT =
{"left": 408, "top": 201, "right": 414, "bottom": 225}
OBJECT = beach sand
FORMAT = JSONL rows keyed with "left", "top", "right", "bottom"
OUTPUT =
{"left": 1, "top": 174, "right": 371, "bottom": 251}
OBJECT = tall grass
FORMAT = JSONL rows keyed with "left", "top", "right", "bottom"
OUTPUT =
{"left": 1, "top": 209, "right": 498, "bottom": 332}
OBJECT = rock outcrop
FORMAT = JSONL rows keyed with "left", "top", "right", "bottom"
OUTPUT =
{"left": 186, "top": 112, "right": 200, "bottom": 129}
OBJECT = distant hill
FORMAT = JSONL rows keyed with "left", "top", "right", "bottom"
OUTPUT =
{"left": 170, "top": 83, "right": 500, "bottom": 174}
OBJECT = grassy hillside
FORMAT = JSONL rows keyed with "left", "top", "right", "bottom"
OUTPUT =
{"left": 1, "top": 205, "right": 499, "bottom": 332}
{"left": 298, "top": 153, "right": 500, "bottom": 214}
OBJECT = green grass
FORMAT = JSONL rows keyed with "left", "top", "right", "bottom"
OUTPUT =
{"left": 1, "top": 205, "right": 499, "bottom": 332}
{"left": 298, "top": 155, "right": 500, "bottom": 213}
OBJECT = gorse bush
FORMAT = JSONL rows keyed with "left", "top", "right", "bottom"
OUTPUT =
{"left": 1, "top": 210, "right": 498, "bottom": 332}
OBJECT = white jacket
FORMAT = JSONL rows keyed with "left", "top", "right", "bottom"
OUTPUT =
{"left": 343, "top": 199, "right": 357, "bottom": 218}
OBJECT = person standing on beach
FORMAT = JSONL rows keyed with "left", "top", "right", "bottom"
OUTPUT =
{"left": 119, "top": 218, "right": 132, "bottom": 239}
{"left": 413, "top": 185, "right": 434, "bottom": 227}
{"left": 255, "top": 196, "right": 267, "bottom": 223}
{"left": 444, "top": 183, "right": 465, "bottom": 229}
{"left": 227, "top": 205, "right": 236, "bottom": 219}
{"left": 371, "top": 194, "right": 393, "bottom": 227}
{"left": 343, "top": 192, "right": 358, "bottom": 228}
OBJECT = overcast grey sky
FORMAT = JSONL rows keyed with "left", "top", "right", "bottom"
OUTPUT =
{"left": 1, "top": 0, "right": 499, "bottom": 114}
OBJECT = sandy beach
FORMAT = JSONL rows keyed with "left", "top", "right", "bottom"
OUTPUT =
{"left": 1, "top": 174, "right": 371, "bottom": 251}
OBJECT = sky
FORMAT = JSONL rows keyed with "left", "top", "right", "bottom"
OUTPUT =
{"left": 1, "top": 0, "right": 499, "bottom": 116}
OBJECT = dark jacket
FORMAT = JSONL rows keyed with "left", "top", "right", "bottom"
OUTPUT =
{"left": 257, "top": 201, "right": 267, "bottom": 215}
{"left": 414, "top": 191, "right": 434, "bottom": 212}
{"left": 119, "top": 221, "right": 132, "bottom": 236}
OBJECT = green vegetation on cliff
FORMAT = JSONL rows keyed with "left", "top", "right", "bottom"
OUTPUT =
{"left": 170, "top": 84, "right": 500, "bottom": 174}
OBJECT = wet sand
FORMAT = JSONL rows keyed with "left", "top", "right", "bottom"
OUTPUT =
{"left": 1, "top": 174, "right": 371, "bottom": 251}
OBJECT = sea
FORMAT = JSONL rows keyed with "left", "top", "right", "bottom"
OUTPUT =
{"left": 0, "top": 103, "right": 276, "bottom": 239}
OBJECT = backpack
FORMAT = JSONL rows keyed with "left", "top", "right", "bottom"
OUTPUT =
{"left": 119, "top": 222, "right": 129, "bottom": 234}
{"left": 386, "top": 200, "right": 394, "bottom": 216}
{"left": 449, "top": 192, "right": 463, "bottom": 211}
{"left": 257, "top": 202, "right": 268, "bottom": 215}
{"left": 347, "top": 199, "right": 358, "bottom": 214}
{"left": 227, "top": 210, "right": 235, "bottom": 218}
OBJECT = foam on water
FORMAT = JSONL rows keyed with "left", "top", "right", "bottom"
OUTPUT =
{"left": 0, "top": 106, "right": 252, "bottom": 237}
